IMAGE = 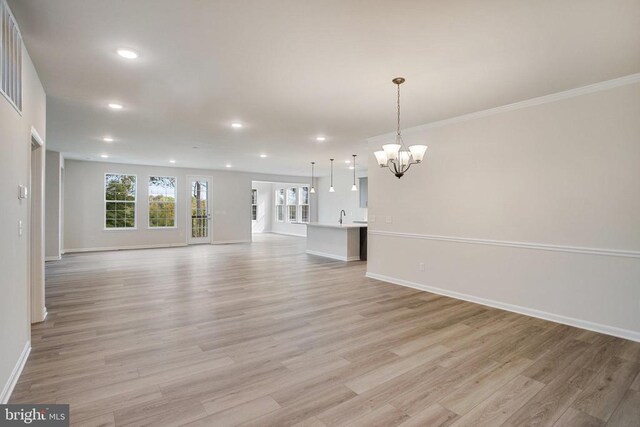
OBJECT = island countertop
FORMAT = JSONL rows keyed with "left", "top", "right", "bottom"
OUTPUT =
{"left": 306, "top": 222, "right": 367, "bottom": 229}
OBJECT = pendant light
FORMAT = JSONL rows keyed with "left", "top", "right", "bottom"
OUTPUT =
{"left": 351, "top": 154, "right": 357, "bottom": 191}
{"left": 329, "top": 159, "right": 335, "bottom": 192}
{"left": 373, "top": 77, "right": 428, "bottom": 178}
{"left": 310, "top": 162, "right": 316, "bottom": 193}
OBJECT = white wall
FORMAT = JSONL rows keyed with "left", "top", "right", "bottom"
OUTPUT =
{"left": 367, "top": 76, "right": 640, "bottom": 341}
{"left": 0, "top": 47, "right": 46, "bottom": 401}
{"left": 63, "top": 160, "right": 309, "bottom": 251}
{"left": 45, "top": 150, "right": 62, "bottom": 260}
{"left": 316, "top": 168, "right": 367, "bottom": 224}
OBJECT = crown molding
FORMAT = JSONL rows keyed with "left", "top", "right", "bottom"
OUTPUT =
{"left": 368, "top": 73, "right": 640, "bottom": 144}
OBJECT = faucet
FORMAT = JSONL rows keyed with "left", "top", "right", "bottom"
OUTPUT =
{"left": 339, "top": 210, "right": 346, "bottom": 225}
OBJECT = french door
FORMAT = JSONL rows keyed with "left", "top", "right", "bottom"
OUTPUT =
{"left": 187, "top": 176, "right": 212, "bottom": 244}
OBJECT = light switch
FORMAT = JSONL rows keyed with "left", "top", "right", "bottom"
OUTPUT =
{"left": 18, "top": 220, "right": 23, "bottom": 236}
{"left": 18, "top": 185, "right": 28, "bottom": 199}
{"left": 385, "top": 216, "right": 392, "bottom": 224}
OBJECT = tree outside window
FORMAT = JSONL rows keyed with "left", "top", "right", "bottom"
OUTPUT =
{"left": 149, "top": 176, "right": 176, "bottom": 228}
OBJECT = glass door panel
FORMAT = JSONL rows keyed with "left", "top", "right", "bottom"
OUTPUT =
{"left": 187, "top": 176, "right": 211, "bottom": 244}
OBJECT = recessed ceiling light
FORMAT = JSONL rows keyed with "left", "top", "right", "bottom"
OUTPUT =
{"left": 225, "top": 164, "right": 232, "bottom": 168}
{"left": 349, "top": 166, "right": 355, "bottom": 170}
{"left": 103, "top": 137, "right": 114, "bottom": 142}
{"left": 108, "top": 103, "right": 123, "bottom": 110}
{"left": 316, "top": 136, "right": 326, "bottom": 141}
{"left": 231, "top": 123, "right": 243, "bottom": 128}
{"left": 169, "top": 160, "right": 176, "bottom": 164}
{"left": 260, "top": 154, "right": 267, "bottom": 158}
{"left": 345, "top": 160, "right": 351, "bottom": 164}
{"left": 100, "top": 154, "right": 109, "bottom": 158}
{"left": 116, "top": 48, "right": 139, "bottom": 59}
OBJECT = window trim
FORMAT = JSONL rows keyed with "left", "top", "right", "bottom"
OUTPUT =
{"left": 147, "top": 175, "right": 178, "bottom": 229}
{"left": 104, "top": 173, "right": 138, "bottom": 231}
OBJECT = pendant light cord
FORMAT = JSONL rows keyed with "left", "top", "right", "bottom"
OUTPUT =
{"left": 352, "top": 155, "right": 356, "bottom": 186}
{"left": 397, "top": 82, "right": 401, "bottom": 136}
{"left": 330, "top": 159, "right": 334, "bottom": 187}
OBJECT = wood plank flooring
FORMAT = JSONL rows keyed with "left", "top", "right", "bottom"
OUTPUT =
{"left": 10, "top": 234, "right": 640, "bottom": 426}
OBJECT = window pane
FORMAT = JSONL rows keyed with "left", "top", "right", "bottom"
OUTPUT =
{"left": 299, "top": 186, "right": 309, "bottom": 205}
{"left": 288, "top": 205, "right": 297, "bottom": 222}
{"left": 105, "top": 174, "right": 136, "bottom": 228}
{"left": 287, "top": 187, "right": 297, "bottom": 205}
{"left": 276, "top": 189, "right": 285, "bottom": 205}
{"left": 301, "top": 205, "right": 310, "bottom": 223}
{"left": 105, "top": 174, "right": 136, "bottom": 202}
{"left": 149, "top": 176, "right": 176, "bottom": 228}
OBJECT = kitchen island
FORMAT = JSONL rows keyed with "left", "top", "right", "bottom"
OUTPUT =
{"left": 306, "top": 222, "right": 367, "bottom": 262}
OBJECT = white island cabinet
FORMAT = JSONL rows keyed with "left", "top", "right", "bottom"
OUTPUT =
{"left": 306, "top": 222, "right": 367, "bottom": 262}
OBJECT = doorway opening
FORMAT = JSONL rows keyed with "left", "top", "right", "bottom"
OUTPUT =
{"left": 251, "top": 181, "right": 311, "bottom": 239}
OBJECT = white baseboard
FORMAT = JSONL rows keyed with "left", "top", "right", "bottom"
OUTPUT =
{"left": 1, "top": 341, "right": 31, "bottom": 404}
{"left": 270, "top": 231, "right": 307, "bottom": 238}
{"left": 45, "top": 255, "right": 61, "bottom": 262}
{"left": 64, "top": 243, "right": 188, "bottom": 253}
{"left": 306, "top": 250, "right": 361, "bottom": 262}
{"left": 211, "top": 240, "right": 251, "bottom": 245}
{"left": 366, "top": 272, "right": 640, "bottom": 343}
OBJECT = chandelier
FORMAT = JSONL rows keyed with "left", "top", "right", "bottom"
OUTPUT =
{"left": 374, "top": 77, "right": 427, "bottom": 178}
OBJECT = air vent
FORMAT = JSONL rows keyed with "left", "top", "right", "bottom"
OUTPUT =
{"left": 0, "top": 0, "right": 22, "bottom": 112}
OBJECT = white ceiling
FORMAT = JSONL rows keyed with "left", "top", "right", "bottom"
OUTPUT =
{"left": 9, "top": 0, "right": 640, "bottom": 176}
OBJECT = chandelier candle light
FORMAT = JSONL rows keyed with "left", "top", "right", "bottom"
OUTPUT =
{"left": 374, "top": 77, "right": 428, "bottom": 178}
{"left": 351, "top": 154, "right": 357, "bottom": 191}
{"left": 329, "top": 159, "right": 335, "bottom": 192}
{"left": 310, "top": 162, "right": 316, "bottom": 193}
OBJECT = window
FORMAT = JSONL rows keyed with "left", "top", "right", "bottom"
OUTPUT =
{"left": 299, "top": 186, "right": 310, "bottom": 223}
{"left": 0, "top": 1, "right": 23, "bottom": 112}
{"left": 105, "top": 174, "right": 136, "bottom": 229}
{"left": 287, "top": 187, "right": 297, "bottom": 222}
{"left": 251, "top": 189, "right": 257, "bottom": 221}
{"left": 149, "top": 176, "right": 176, "bottom": 228}
{"left": 275, "top": 188, "right": 284, "bottom": 222}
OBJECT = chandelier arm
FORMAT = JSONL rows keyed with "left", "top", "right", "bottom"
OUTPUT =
{"left": 393, "top": 160, "right": 403, "bottom": 176}
{"left": 404, "top": 162, "right": 413, "bottom": 173}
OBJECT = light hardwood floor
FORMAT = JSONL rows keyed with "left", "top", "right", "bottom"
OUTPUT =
{"left": 11, "top": 234, "right": 640, "bottom": 426}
